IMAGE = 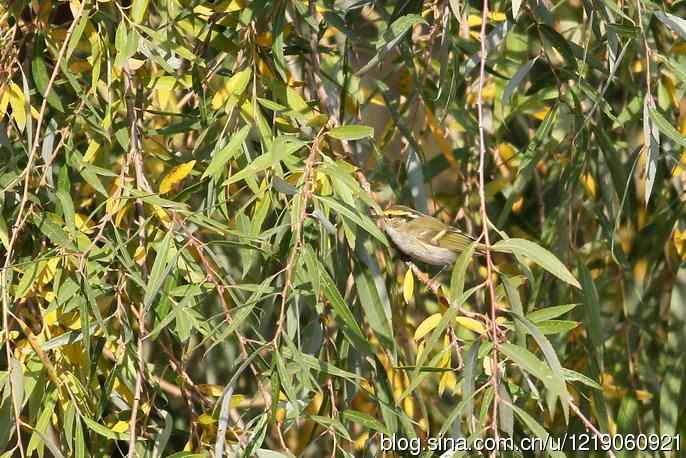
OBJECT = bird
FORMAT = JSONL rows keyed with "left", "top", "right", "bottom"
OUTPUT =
{"left": 379, "top": 205, "right": 497, "bottom": 266}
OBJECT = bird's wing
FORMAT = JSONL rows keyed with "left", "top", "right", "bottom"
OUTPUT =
{"left": 404, "top": 217, "right": 478, "bottom": 251}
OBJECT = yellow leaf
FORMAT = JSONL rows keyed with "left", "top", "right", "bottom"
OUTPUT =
{"left": 197, "top": 384, "right": 224, "bottom": 397}
{"left": 414, "top": 313, "right": 442, "bottom": 341}
{"left": 498, "top": 143, "right": 517, "bottom": 166}
{"left": 44, "top": 309, "right": 59, "bottom": 327}
{"left": 155, "top": 76, "right": 177, "bottom": 110}
{"left": 8, "top": 82, "right": 27, "bottom": 131}
{"left": 438, "top": 370, "right": 457, "bottom": 396}
{"left": 197, "top": 413, "right": 216, "bottom": 425}
{"left": 114, "top": 204, "right": 130, "bottom": 227}
{"left": 0, "top": 86, "right": 10, "bottom": 116}
{"left": 674, "top": 228, "right": 686, "bottom": 260}
{"left": 215, "top": 0, "right": 245, "bottom": 12}
{"left": 455, "top": 316, "right": 486, "bottom": 335}
{"left": 512, "top": 196, "right": 524, "bottom": 214}
{"left": 159, "top": 160, "right": 196, "bottom": 195}
{"left": 425, "top": 108, "right": 459, "bottom": 169}
{"left": 110, "top": 420, "right": 129, "bottom": 433}
{"left": 210, "top": 68, "right": 252, "bottom": 110}
{"left": 74, "top": 213, "right": 94, "bottom": 234}
{"left": 402, "top": 269, "right": 414, "bottom": 304}
{"left": 192, "top": 4, "right": 213, "bottom": 19}
{"left": 581, "top": 173, "right": 597, "bottom": 199}
{"left": 83, "top": 139, "right": 100, "bottom": 163}
{"left": 468, "top": 12, "right": 507, "bottom": 27}
{"left": 633, "top": 257, "right": 647, "bottom": 284}
{"left": 256, "top": 31, "right": 273, "bottom": 47}
{"left": 153, "top": 205, "right": 172, "bottom": 227}
{"left": 133, "top": 245, "right": 146, "bottom": 264}
{"left": 662, "top": 75, "right": 678, "bottom": 108}
{"left": 438, "top": 335, "right": 451, "bottom": 368}
{"left": 635, "top": 389, "right": 653, "bottom": 401}
{"left": 38, "top": 257, "right": 61, "bottom": 285}
{"left": 532, "top": 106, "right": 550, "bottom": 121}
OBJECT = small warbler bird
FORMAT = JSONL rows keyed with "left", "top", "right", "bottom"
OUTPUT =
{"left": 380, "top": 205, "right": 492, "bottom": 266}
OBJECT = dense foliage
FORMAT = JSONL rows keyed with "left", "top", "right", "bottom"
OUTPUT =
{"left": 1, "top": 0, "right": 686, "bottom": 456}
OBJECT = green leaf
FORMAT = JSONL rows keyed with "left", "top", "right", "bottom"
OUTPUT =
{"left": 328, "top": 125, "right": 374, "bottom": 141}
{"left": 15, "top": 261, "right": 39, "bottom": 299}
{"left": 507, "top": 312, "right": 572, "bottom": 421}
{"left": 341, "top": 409, "right": 389, "bottom": 434}
{"left": 655, "top": 12, "right": 686, "bottom": 41}
{"left": 540, "top": 24, "right": 577, "bottom": 69}
{"left": 32, "top": 214, "right": 75, "bottom": 250}
{"left": 511, "top": 404, "right": 567, "bottom": 458}
{"left": 492, "top": 238, "right": 580, "bottom": 288}
{"left": 81, "top": 415, "right": 130, "bottom": 440}
{"left": 202, "top": 125, "right": 251, "bottom": 179}
{"left": 661, "top": 264, "right": 686, "bottom": 437}
{"left": 65, "top": 10, "right": 88, "bottom": 63}
{"left": 562, "top": 368, "right": 602, "bottom": 390}
{"left": 280, "top": 346, "right": 362, "bottom": 381}
{"left": 143, "top": 230, "right": 174, "bottom": 310}
{"left": 449, "top": 241, "right": 477, "bottom": 305}
{"left": 500, "top": 343, "right": 556, "bottom": 395}
{"left": 304, "top": 245, "right": 372, "bottom": 355}
{"left": 462, "top": 340, "right": 480, "bottom": 430}
{"left": 502, "top": 274, "right": 526, "bottom": 346}
{"left": 131, "top": 0, "right": 150, "bottom": 23}
{"left": 315, "top": 195, "right": 388, "bottom": 247}
{"left": 357, "top": 14, "right": 427, "bottom": 75}
{"left": 578, "top": 261, "right": 603, "bottom": 355}
{"left": 31, "top": 54, "right": 63, "bottom": 112}
{"left": 526, "top": 304, "right": 578, "bottom": 322}
{"left": 502, "top": 57, "right": 538, "bottom": 104}
{"left": 643, "top": 95, "right": 660, "bottom": 206}
{"left": 650, "top": 109, "right": 686, "bottom": 148}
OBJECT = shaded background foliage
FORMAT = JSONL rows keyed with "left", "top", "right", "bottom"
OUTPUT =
{"left": 1, "top": 0, "right": 686, "bottom": 456}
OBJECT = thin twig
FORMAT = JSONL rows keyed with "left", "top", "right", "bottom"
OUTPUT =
{"left": 474, "top": 0, "right": 501, "bottom": 447}
{"left": 123, "top": 59, "right": 152, "bottom": 458}
{"left": 273, "top": 130, "right": 323, "bottom": 344}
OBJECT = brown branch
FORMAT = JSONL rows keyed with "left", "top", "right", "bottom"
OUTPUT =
{"left": 273, "top": 130, "right": 323, "bottom": 345}
{"left": 123, "top": 59, "right": 152, "bottom": 458}
{"left": 474, "top": 0, "right": 502, "bottom": 446}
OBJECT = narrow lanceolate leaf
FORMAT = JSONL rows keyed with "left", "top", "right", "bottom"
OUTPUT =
{"left": 357, "top": 15, "right": 427, "bottom": 75}
{"left": 661, "top": 265, "right": 686, "bottom": 437}
{"left": 649, "top": 109, "right": 686, "bottom": 148}
{"left": 414, "top": 313, "right": 442, "bottom": 341}
{"left": 455, "top": 316, "right": 486, "bottom": 335}
{"left": 159, "top": 161, "right": 196, "bottom": 195}
{"left": 655, "top": 12, "right": 686, "bottom": 41}
{"left": 508, "top": 311, "right": 572, "bottom": 421}
{"left": 500, "top": 343, "right": 565, "bottom": 407}
{"left": 315, "top": 195, "right": 388, "bottom": 247}
{"left": 502, "top": 57, "right": 538, "bottom": 104}
{"left": 511, "top": 0, "right": 522, "bottom": 18}
{"left": 511, "top": 404, "right": 567, "bottom": 458}
{"left": 402, "top": 269, "right": 414, "bottom": 304}
{"left": 303, "top": 245, "right": 370, "bottom": 354}
{"left": 143, "top": 230, "right": 174, "bottom": 309}
{"left": 449, "top": 241, "right": 477, "bottom": 305}
{"left": 131, "top": 0, "right": 150, "bottom": 23}
{"left": 202, "top": 125, "right": 251, "bottom": 179}
{"left": 526, "top": 304, "right": 578, "bottom": 322}
{"left": 492, "top": 238, "right": 581, "bottom": 288}
{"left": 643, "top": 95, "right": 660, "bottom": 206}
{"left": 328, "top": 125, "right": 374, "bottom": 141}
